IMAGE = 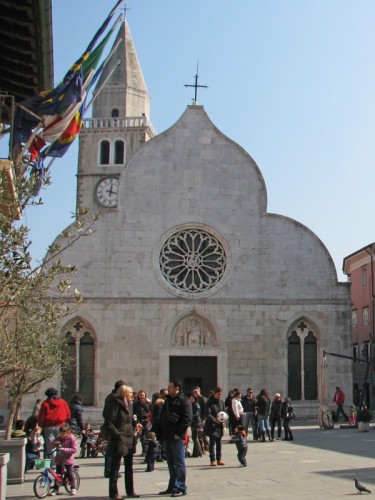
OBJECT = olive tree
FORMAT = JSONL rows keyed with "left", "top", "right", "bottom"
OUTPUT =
{"left": 0, "top": 167, "right": 97, "bottom": 438}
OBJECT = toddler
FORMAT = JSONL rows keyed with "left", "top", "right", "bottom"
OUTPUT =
{"left": 234, "top": 425, "right": 248, "bottom": 466}
{"left": 349, "top": 405, "right": 356, "bottom": 426}
{"left": 145, "top": 431, "right": 158, "bottom": 472}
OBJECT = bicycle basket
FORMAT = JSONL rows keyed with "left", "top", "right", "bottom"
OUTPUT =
{"left": 35, "top": 458, "right": 51, "bottom": 469}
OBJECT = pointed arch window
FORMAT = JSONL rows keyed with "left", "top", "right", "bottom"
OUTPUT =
{"left": 114, "top": 140, "right": 124, "bottom": 164}
{"left": 61, "top": 323, "right": 95, "bottom": 405}
{"left": 111, "top": 108, "right": 119, "bottom": 117}
{"left": 287, "top": 322, "right": 318, "bottom": 401}
{"left": 100, "top": 140, "right": 110, "bottom": 165}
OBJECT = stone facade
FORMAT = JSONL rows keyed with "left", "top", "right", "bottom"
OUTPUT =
{"left": 27, "top": 21, "right": 353, "bottom": 420}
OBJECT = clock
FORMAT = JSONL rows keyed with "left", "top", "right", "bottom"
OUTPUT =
{"left": 95, "top": 177, "right": 119, "bottom": 207}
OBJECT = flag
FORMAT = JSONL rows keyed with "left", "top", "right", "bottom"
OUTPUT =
{"left": 14, "top": 0, "right": 123, "bottom": 149}
{"left": 45, "top": 104, "right": 84, "bottom": 158}
{"left": 65, "top": 0, "right": 123, "bottom": 79}
{"left": 29, "top": 137, "right": 46, "bottom": 161}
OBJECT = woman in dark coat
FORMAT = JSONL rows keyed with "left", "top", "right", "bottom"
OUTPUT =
{"left": 68, "top": 393, "right": 84, "bottom": 435}
{"left": 204, "top": 387, "right": 226, "bottom": 466}
{"left": 104, "top": 385, "right": 140, "bottom": 499}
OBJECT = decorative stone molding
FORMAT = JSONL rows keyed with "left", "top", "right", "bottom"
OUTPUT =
{"left": 171, "top": 315, "right": 217, "bottom": 347}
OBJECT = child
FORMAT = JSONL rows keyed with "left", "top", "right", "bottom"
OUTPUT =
{"left": 281, "top": 397, "right": 294, "bottom": 441}
{"left": 52, "top": 423, "right": 78, "bottom": 496}
{"left": 25, "top": 420, "right": 44, "bottom": 470}
{"left": 80, "top": 422, "right": 96, "bottom": 458}
{"left": 234, "top": 425, "right": 248, "bottom": 466}
{"left": 145, "top": 431, "right": 158, "bottom": 472}
{"left": 11, "top": 420, "right": 27, "bottom": 438}
{"left": 349, "top": 405, "right": 356, "bottom": 426}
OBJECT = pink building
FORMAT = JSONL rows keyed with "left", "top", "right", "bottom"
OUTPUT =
{"left": 343, "top": 243, "right": 375, "bottom": 408}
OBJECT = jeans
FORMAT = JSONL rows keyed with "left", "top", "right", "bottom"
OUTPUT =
{"left": 163, "top": 438, "right": 187, "bottom": 494}
{"left": 258, "top": 415, "right": 270, "bottom": 434}
{"left": 242, "top": 412, "right": 255, "bottom": 436}
{"left": 209, "top": 435, "right": 222, "bottom": 462}
{"left": 42, "top": 426, "right": 60, "bottom": 466}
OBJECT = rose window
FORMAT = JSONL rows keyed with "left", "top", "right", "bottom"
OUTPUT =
{"left": 159, "top": 229, "right": 227, "bottom": 293}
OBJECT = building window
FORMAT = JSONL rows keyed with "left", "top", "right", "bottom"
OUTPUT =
{"left": 100, "top": 140, "right": 110, "bottom": 165}
{"left": 61, "top": 324, "right": 95, "bottom": 405}
{"left": 363, "top": 308, "right": 369, "bottom": 326}
{"left": 287, "top": 322, "right": 318, "bottom": 401}
{"left": 114, "top": 140, "right": 124, "bottom": 164}
{"left": 159, "top": 228, "right": 226, "bottom": 294}
{"left": 353, "top": 345, "right": 358, "bottom": 361}
{"left": 362, "top": 268, "right": 367, "bottom": 287}
{"left": 111, "top": 108, "right": 119, "bottom": 117}
{"left": 352, "top": 311, "right": 357, "bottom": 328}
{"left": 362, "top": 343, "right": 370, "bottom": 362}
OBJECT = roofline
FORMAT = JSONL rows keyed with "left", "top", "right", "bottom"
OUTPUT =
{"left": 342, "top": 242, "right": 375, "bottom": 274}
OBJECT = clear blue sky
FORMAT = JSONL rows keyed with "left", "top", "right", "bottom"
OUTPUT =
{"left": 21, "top": 0, "right": 375, "bottom": 280}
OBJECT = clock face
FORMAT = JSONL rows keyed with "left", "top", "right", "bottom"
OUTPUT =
{"left": 95, "top": 177, "right": 119, "bottom": 207}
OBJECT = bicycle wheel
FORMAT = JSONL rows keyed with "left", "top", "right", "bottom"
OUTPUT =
{"left": 64, "top": 470, "right": 80, "bottom": 493}
{"left": 33, "top": 474, "right": 51, "bottom": 498}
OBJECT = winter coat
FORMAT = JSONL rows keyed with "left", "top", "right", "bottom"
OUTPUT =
{"left": 133, "top": 400, "right": 151, "bottom": 425}
{"left": 54, "top": 433, "right": 77, "bottom": 466}
{"left": 204, "top": 395, "right": 225, "bottom": 438}
{"left": 104, "top": 396, "right": 135, "bottom": 457}
{"left": 151, "top": 400, "right": 164, "bottom": 436}
{"left": 270, "top": 399, "right": 282, "bottom": 419}
{"left": 241, "top": 395, "right": 256, "bottom": 413}
{"left": 38, "top": 398, "right": 71, "bottom": 427}
{"left": 158, "top": 393, "right": 193, "bottom": 441}
{"left": 69, "top": 396, "right": 84, "bottom": 434}
{"left": 232, "top": 398, "right": 244, "bottom": 420}
{"left": 256, "top": 394, "right": 271, "bottom": 416}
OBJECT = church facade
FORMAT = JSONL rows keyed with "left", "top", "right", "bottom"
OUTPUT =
{"left": 51, "top": 21, "right": 352, "bottom": 419}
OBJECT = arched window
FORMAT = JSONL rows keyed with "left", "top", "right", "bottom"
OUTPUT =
{"left": 287, "top": 321, "right": 318, "bottom": 401}
{"left": 61, "top": 322, "right": 96, "bottom": 405}
{"left": 288, "top": 332, "right": 301, "bottom": 400}
{"left": 114, "top": 140, "right": 124, "bottom": 165}
{"left": 111, "top": 108, "right": 119, "bottom": 117}
{"left": 100, "top": 140, "right": 110, "bottom": 165}
{"left": 79, "top": 332, "right": 95, "bottom": 405}
{"left": 61, "top": 333, "right": 77, "bottom": 403}
{"left": 304, "top": 332, "right": 317, "bottom": 400}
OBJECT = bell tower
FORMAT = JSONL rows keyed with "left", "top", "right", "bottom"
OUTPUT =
{"left": 76, "top": 19, "right": 155, "bottom": 211}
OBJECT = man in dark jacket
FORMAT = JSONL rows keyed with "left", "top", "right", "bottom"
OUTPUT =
{"left": 103, "top": 380, "right": 126, "bottom": 478}
{"left": 158, "top": 380, "right": 192, "bottom": 497}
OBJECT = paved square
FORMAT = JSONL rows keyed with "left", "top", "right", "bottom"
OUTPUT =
{"left": 6, "top": 425, "right": 375, "bottom": 499}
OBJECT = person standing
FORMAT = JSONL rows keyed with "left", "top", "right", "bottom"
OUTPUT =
{"left": 158, "top": 380, "right": 193, "bottom": 497}
{"left": 281, "top": 397, "right": 295, "bottom": 441}
{"left": 269, "top": 393, "right": 282, "bottom": 440}
{"left": 102, "top": 380, "right": 126, "bottom": 478}
{"left": 68, "top": 393, "right": 84, "bottom": 436}
{"left": 104, "top": 384, "right": 141, "bottom": 499}
{"left": 241, "top": 388, "right": 257, "bottom": 438}
{"left": 192, "top": 387, "right": 208, "bottom": 452}
{"left": 232, "top": 391, "right": 244, "bottom": 427}
{"left": 204, "top": 387, "right": 226, "bottom": 467}
{"left": 332, "top": 387, "right": 349, "bottom": 422}
{"left": 256, "top": 389, "right": 271, "bottom": 442}
{"left": 38, "top": 388, "right": 71, "bottom": 466}
{"left": 133, "top": 390, "right": 151, "bottom": 456}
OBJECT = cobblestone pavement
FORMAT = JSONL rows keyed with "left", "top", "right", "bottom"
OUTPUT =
{"left": 6, "top": 424, "right": 375, "bottom": 500}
